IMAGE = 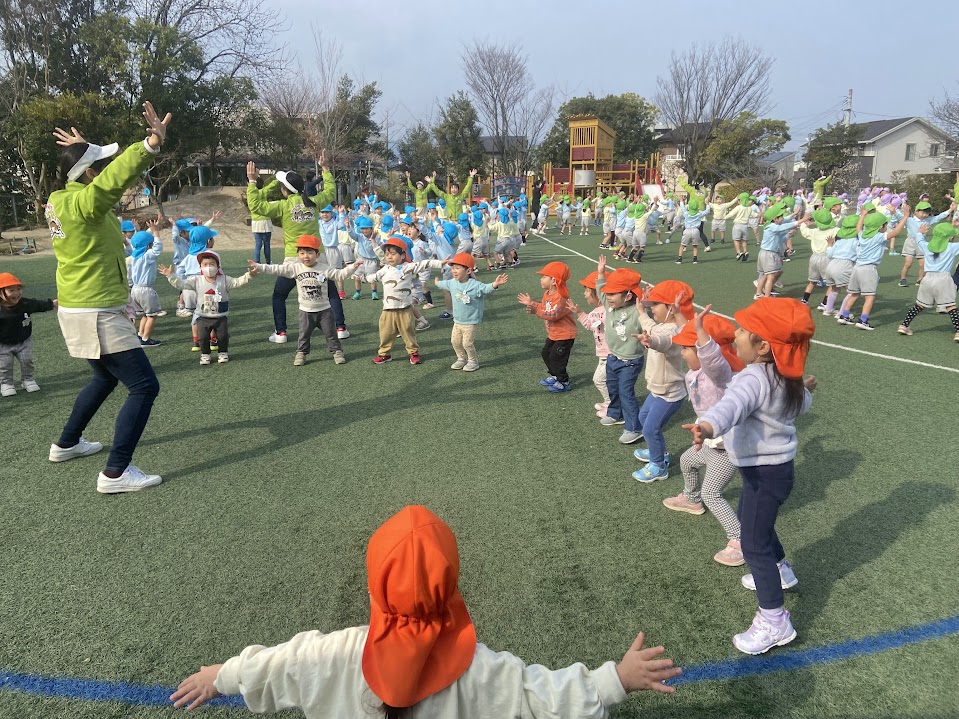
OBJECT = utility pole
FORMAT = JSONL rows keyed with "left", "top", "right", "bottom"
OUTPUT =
{"left": 843, "top": 89, "right": 853, "bottom": 127}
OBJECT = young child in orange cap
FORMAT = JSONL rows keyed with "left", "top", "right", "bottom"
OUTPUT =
{"left": 664, "top": 305, "right": 746, "bottom": 567}
{"left": 630, "top": 280, "right": 694, "bottom": 482}
{"left": 0, "top": 272, "right": 57, "bottom": 397}
{"left": 684, "top": 297, "right": 816, "bottom": 656}
{"left": 566, "top": 269, "right": 610, "bottom": 416}
{"left": 171, "top": 505, "right": 681, "bottom": 716}
{"left": 517, "top": 261, "right": 577, "bottom": 392}
{"left": 435, "top": 253, "right": 509, "bottom": 371}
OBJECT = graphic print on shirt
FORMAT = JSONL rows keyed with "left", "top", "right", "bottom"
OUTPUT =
{"left": 298, "top": 270, "right": 327, "bottom": 303}
{"left": 200, "top": 288, "right": 222, "bottom": 315}
{"left": 454, "top": 288, "right": 472, "bottom": 305}
{"left": 21, "top": 313, "right": 32, "bottom": 328}
{"left": 290, "top": 203, "right": 316, "bottom": 224}
{"left": 613, "top": 313, "right": 628, "bottom": 342}
{"left": 44, "top": 203, "right": 65, "bottom": 239}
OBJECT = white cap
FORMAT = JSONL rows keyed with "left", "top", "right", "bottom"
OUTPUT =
{"left": 67, "top": 142, "right": 119, "bottom": 182}
{"left": 275, "top": 170, "right": 298, "bottom": 194}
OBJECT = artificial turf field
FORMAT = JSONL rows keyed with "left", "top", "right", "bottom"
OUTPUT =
{"left": 1, "top": 226, "right": 958, "bottom": 718}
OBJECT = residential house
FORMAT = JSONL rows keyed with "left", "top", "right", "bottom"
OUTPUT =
{"left": 653, "top": 122, "right": 713, "bottom": 192}
{"left": 758, "top": 150, "right": 800, "bottom": 188}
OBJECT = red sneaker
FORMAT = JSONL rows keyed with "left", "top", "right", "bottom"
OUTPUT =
{"left": 373, "top": 355, "right": 392, "bottom": 364}
{"left": 338, "top": 290, "right": 346, "bottom": 299}
{"left": 409, "top": 352, "right": 422, "bottom": 365}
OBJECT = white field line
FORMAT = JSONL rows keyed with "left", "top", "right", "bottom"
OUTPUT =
{"left": 535, "top": 234, "right": 959, "bottom": 375}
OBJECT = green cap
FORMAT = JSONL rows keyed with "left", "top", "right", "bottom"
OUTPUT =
{"left": 862, "top": 202, "right": 876, "bottom": 212}
{"left": 641, "top": 194, "right": 650, "bottom": 202}
{"left": 616, "top": 199, "right": 627, "bottom": 211}
{"left": 823, "top": 197, "right": 842, "bottom": 210}
{"left": 688, "top": 198, "right": 701, "bottom": 213}
{"left": 861, "top": 212, "right": 888, "bottom": 239}
{"left": 813, "top": 209, "right": 835, "bottom": 231}
{"left": 915, "top": 201, "right": 932, "bottom": 211}
{"left": 836, "top": 215, "right": 860, "bottom": 239}
{"left": 666, "top": 193, "right": 674, "bottom": 199}
{"left": 575, "top": 196, "right": 582, "bottom": 203}
{"left": 763, "top": 203, "right": 786, "bottom": 223}
{"left": 927, "top": 222, "right": 957, "bottom": 253}
{"left": 739, "top": 192, "right": 751, "bottom": 206}
{"left": 782, "top": 196, "right": 795, "bottom": 210}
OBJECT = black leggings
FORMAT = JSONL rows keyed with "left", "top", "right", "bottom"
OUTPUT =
{"left": 541, "top": 338, "right": 575, "bottom": 383}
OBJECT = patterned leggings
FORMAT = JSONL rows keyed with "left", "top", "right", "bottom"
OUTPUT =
{"left": 680, "top": 444, "right": 740, "bottom": 540}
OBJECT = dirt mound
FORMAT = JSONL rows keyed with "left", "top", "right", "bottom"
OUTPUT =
{"left": 128, "top": 186, "right": 256, "bottom": 250}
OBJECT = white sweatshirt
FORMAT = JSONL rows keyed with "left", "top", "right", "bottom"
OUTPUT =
{"left": 253, "top": 260, "right": 355, "bottom": 312}
{"left": 167, "top": 272, "right": 253, "bottom": 318}
{"left": 214, "top": 625, "right": 628, "bottom": 719}
{"left": 359, "top": 260, "right": 444, "bottom": 309}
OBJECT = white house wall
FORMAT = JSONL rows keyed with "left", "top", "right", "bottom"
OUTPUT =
{"left": 869, "top": 123, "right": 949, "bottom": 183}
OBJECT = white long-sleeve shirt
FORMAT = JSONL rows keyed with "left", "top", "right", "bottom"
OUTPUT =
{"left": 359, "top": 260, "right": 444, "bottom": 308}
{"left": 253, "top": 260, "right": 355, "bottom": 312}
{"left": 214, "top": 625, "right": 628, "bottom": 719}
{"left": 167, "top": 272, "right": 253, "bottom": 318}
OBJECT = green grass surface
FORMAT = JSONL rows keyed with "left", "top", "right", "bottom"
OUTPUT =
{"left": 1, "top": 227, "right": 958, "bottom": 718}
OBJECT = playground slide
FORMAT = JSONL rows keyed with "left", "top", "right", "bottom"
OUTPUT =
{"left": 642, "top": 183, "right": 665, "bottom": 202}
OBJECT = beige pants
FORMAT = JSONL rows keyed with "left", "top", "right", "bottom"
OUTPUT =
{"left": 593, "top": 356, "right": 610, "bottom": 403}
{"left": 451, "top": 323, "right": 478, "bottom": 362}
{"left": 378, "top": 307, "right": 418, "bottom": 356}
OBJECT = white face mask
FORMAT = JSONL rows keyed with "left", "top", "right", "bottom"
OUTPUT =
{"left": 202, "top": 265, "right": 218, "bottom": 278}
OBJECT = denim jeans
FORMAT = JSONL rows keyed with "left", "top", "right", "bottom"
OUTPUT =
{"left": 738, "top": 462, "right": 794, "bottom": 609}
{"left": 636, "top": 394, "right": 684, "bottom": 466}
{"left": 253, "top": 232, "right": 272, "bottom": 264}
{"left": 604, "top": 354, "right": 644, "bottom": 432}
{"left": 58, "top": 348, "right": 160, "bottom": 472}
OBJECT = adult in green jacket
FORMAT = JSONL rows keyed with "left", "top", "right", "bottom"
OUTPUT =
{"left": 246, "top": 154, "right": 349, "bottom": 342}
{"left": 405, "top": 171, "right": 430, "bottom": 211}
{"left": 45, "top": 102, "right": 171, "bottom": 494}
{"left": 427, "top": 169, "right": 478, "bottom": 219}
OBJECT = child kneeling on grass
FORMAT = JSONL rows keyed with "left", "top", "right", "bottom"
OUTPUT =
{"left": 250, "top": 235, "right": 362, "bottom": 367}
{"left": 160, "top": 251, "right": 257, "bottom": 365}
{"left": 171, "top": 505, "right": 681, "bottom": 715}
{"left": 434, "top": 252, "right": 508, "bottom": 371}
{"left": 684, "top": 297, "right": 816, "bottom": 655}
{"left": 517, "top": 261, "right": 577, "bottom": 393}
{"left": 0, "top": 272, "right": 56, "bottom": 397}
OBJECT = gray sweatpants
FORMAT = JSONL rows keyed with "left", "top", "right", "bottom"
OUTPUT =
{"left": 680, "top": 444, "right": 740, "bottom": 540}
{"left": 0, "top": 336, "right": 35, "bottom": 385}
{"left": 298, "top": 308, "right": 341, "bottom": 354}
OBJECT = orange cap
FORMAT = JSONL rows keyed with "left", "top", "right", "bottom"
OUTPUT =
{"left": 362, "top": 506, "right": 477, "bottom": 708}
{"left": 645, "top": 280, "right": 695, "bottom": 319}
{"left": 449, "top": 252, "right": 475, "bottom": 270}
{"left": 537, "top": 261, "right": 570, "bottom": 298}
{"left": 579, "top": 270, "right": 599, "bottom": 289}
{"left": 296, "top": 234, "right": 321, "bottom": 251}
{"left": 734, "top": 297, "right": 815, "bottom": 379}
{"left": 0, "top": 272, "right": 23, "bottom": 290}
{"left": 383, "top": 236, "right": 412, "bottom": 262}
{"left": 671, "top": 314, "right": 745, "bottom": 372}
{"left": 601, "top": 268, "right": 642, "bottom": 295}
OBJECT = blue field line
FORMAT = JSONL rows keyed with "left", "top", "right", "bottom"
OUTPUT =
{"left": 1, "top": 616, "right": 958, "bottom": 708}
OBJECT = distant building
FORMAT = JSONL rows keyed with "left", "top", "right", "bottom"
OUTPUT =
{"left": 758, "top": 150, "right": 800, "bottom": 187}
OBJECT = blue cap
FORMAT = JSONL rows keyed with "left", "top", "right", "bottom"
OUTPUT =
{"left": 355, "top": 216, "right": 374, "bottom": 229}
{"left": 509, "top": 210, "right": 518, "bottom": 222}
{"left": 399, "top": 214, "right": 415, "bottom": 226}
{"left": 353, "top": 199, "right": 361, "bottom": 209}
{"left": 458, "top": 212, "right": 469, "bottom": 222}
{"left": 498, "top": 208, "right": 509, "bottom": 222}
{"left": 175, "top": 219, "right": 193, "bottom": 232}
{"left": 130, "top": 230, "right": 154, "bottom": 259}
{"left": 479, "top": 202, "right": 489, "bottom": 211}
{"left": 120, "top": 220, "right": 136, "bottom": 232}
{"left": 471, "top": 211, "right": 484, "bottom": 225}
{"left": 442, "top": 221, "right": 459, "bottom": 241}
{"left": 320, "top": 204, "right": 334, "bottom": 213}
{"left": 188, "top": 225, "right": 217, "bottom": 254}
{"left": 427, "top": 202, "right": 436, "bottom": 209}
{"left": 437, "top": 199, "right": 446, "bottom": 208}
{"left": 381, "top": 215, "right": 394, "bottom": 230}
{"left": 404, "top": 205, "right": 416, "bottom": 214}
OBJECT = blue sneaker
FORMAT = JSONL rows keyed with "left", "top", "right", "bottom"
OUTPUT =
{"left": 633, "top": 448, "right": 671, "bottom": 465}
{"left": 547, "top": 381, "right": 571, "bottom": 393}
{"left": 371, "top": 291, "right": 380, "bottom": 300}
{"left": 540, "top": 376, "right": 557, "bottom": 386}
{"left": 438, "top": 311, "right": 453, "bottom": 319}
{"left": 633, "top": 463, "right": 669, "bottom": 483}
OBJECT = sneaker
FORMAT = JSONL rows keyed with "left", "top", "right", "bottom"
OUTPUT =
{"left": 139, "top": 337, "right": 161, "bottom": 347}
{"left": 633, "top": 448, "right": 670, "bottom": 465}
{"left": 338, "top": 290, "right": 346, "bottom": 299}
{"left": 333, "top": 350, "right": 346, "bottom": 364}
{"left": 269, "top": 331, "right": 288, "bottom": 343}
{"left": 409, "top": 352, "right": 422, "bottom": 365}
{"left": 337, "top": 328, "right": 350, "bottom": 339}
{"left": 742, "top": 253, "right": 749, "bottom": 262}
{"left": 599, "top": 415, "right": 625, "bottom": 426}
{"left": 49, "top": 437, "right": 103, "bottom": 462}
{"left": 156, "top": 309, "right": 167, "bottom": 316}
{"left": 450, "top": 358, "right": 468, "bottom": 370}
{"left": 438, "top": 312, "right": 453, "bottom": 319}
{"left": 836, "top": 314, "right": 854, "bottom": 325}
{"left": 415, "top": 318, "right": 430, "bottom": 331}
{"left": 618, "top": 430, "right": 644, "bottom": 444}
{"left": 191, "top": 341, "right": 200, "bottom": 352}
{"left": 897, "top": 324, "right": 913, "bottom": 336}
{"left": 889, "top": 251, "right": 900, "bottom": 256}
{"left": 373, "top": 354, "right": 392, "bottom": 364}
{"left": 898, "top": 279, "right": 908, "bottom": 287}
{"left": 22, "top": 379, "right": 40, "bottom": 393}
{"left": 199, "top": 354, "right": 211, "bottom": 365}
{"left": 915, "top": 279, "right": 922, "bottom": 286}
{"left": 351, "top": 291, "right": 362, "bottom": 300}
{"left": 741, "top": 559, "right": 799, "bottom": 591}
{"left": 799, "top": 298, "right": 808, "bottom": 305}
{"left": 822, "top": 308, "right": 837, "bottom": 317}
{"left": 422, "top": 302, "right": 435, "bottom": 309}
{"left": 692, "top": 257, "right": 699, "bottom": 264}
{"left": 662, "top": 493, "right": 706, "bottom": 515}
{"left": 752, "top": 279, "right": 759, "bottom": 288}
{"left": 736, "top": 253, "right": 743, "bottom": 260}
{"left": 540, "top": 376, "right": 558, "bottom": 386}
{"left": 547, "top": 381, "right": 571, "bottom": 393}
{"left": 733, "top": 611, "right": 797, "bottom": 655}
{"left": 855, "top": 319, "right": 875, "bottom": 331}
{"left": 463, "top": 361, "right": 480, "bottom": 371}
{"left": 816, "top": 302, "right": 828, "bottom": 312}
{"left": 371, "top": 291, "right": 380, "bottom": 300}
{"left": 633, "top": 463, "right": 669, "bottom": 482}
{"left": 175, "top": 308, "right": 192, "bottom": 317}
{"left": 714, "top": 540, "right": 745, "bottom": 566}
{"left": 293, "top": 351, "right": 306, "bottom": 366}
{"left": 704, "top": 246, "right": 711, "bottom": 252}
{"left": 217, "top": 353, "right": 229, "bottom": 363}
{"left": 674, "top": 257, "right": 682, "bottom": 264}
{"left": 753, "top": 294, "right": 763, "bottom": 300}
{"left": 96, "top": 465, "right": 162, "bottom": 495}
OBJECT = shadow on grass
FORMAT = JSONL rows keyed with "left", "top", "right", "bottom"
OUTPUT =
{"left": 788, "top": 436, "right": 862, "bottom": 512}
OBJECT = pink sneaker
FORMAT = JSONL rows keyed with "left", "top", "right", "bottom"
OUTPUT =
{"left": 733, "top": 611, "right": 796, "bottom": 655}
{"left": 662, "top": 493, "right": 706, "bottom": 515}
{"left": 714, "top": 540, "right": 745, "bottom": 566}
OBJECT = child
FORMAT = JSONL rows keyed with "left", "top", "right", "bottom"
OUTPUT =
{"left": 517, "top": 261, "right": 577, "bottom": 393}
{"left": 435, "top": 253, "right": 508, "bottom": 371}
{"left": 346, "top": 215, "right": 381, "bottom": 301}
{"left": 356, "top": 236, "right": 445, "bottom": 365}
{"left": 820, "top": 215, "right": 860, "bottom": 316}
{"left": 631, "top": 280, "right": 693, "bottom": 482}
{"left": 594, "top": 261, "right": 645, "bottom": 443}
{"left": 797, "top": 209, "right": 836, "bottom": 307}
{"left": 171, "top": 505, "right": 680, "bottom": 715}
{"left": 835, "top": 208, "right": 908, "bottom": 329}
{"left": 666, "top": 306, "right": 746, "bottom": 566}
{"left": 755, "top": 203, "right": 804, "bottom": 299}
{"left": 160, "top": 251, "right": 257, "bottom": 365}
{"left": 469, "top": 209, "right": 493, "bottom": 271}
{"left": 684, "top": 297, "right": 816, "bottom": 655}
{"left": 567, "top": 270, "right": 610, "bottom": 416}
{"left": 127, "top": 220, "right": 164, "bottom": 347}
{"left": 578, "top": 196, "right": 591, "bottom": 235}
{"left": 726, "top": 193, "right": 753, "bottom": 261}
{"left": 250, "top": 235, "right": 360, "bottom": 366}
{"left": 0, "top": 273, "right": 56, "bottom": 396}
{"left": 675, "top": 199, "right": 709, "bottom": 264}
{"left": 897, "top": 222, "right": 959, "bottom": 341}
{"left": 560, "top": 197, "right": 573, "bottom": 235}
{"left": 898, "top": 200, "right": 955, "bottom": 287}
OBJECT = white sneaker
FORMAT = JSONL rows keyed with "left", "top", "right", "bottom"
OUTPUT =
{"left": 422, "top": 302, "right": 435, "bottom": 309}
{"left": 175, "top": 308, "right": 192, "bottom": 317}
{"left": 463, "top": 361, "right": 480, "bottom": 371}
{"left": 156, "top": 310, "right": 168, "bottom": 317}
{"left": 96, "top": 465, "right": 162, "bottom": 494}
{"left": 293, "top": 351, "right": 306, "bottom": 366}
{"left": 741, "top": 559, "right": 799, "bottom": 591}
{"left": 1, "top": 383, "right": 16, "bottom": 397}
{"left": 337, "top": 328, "right": 350, "bottom": 339}
{"left": 23, "top": 379, "right": 40, "bottom": 392}
{"left": 415, "top": 318, "right": 430, "bottom": 331}
{"left": 49, "top": 437, "right": 104, "bottom": 462}
{"left": 733, "top": 611, "right": 797, "bottom": 655}
{"left": 450, "top": 358, "right": 468, "bottom": 370}
{"left": 704, "top": 246, "right": 712, "bottom": 252}
{"left": 199, "top": 354, "right": 211, "bottom": 365}
{"left": 268, "top": 332, "right": 288, "bottom": 343}
{"left": 217, "top": 353, "right": 229, "bottom": 363}
{"left": 333, "top": 350, "right": 346, "bottom": 364}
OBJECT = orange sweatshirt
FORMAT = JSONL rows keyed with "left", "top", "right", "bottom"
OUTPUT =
{"left": 527, "top": 291, "right": 577, "bottom": 340}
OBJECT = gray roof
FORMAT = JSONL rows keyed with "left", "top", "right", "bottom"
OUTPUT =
{"left": 759, "top": 151, "right": 797, "bottom": 165}
{"left": 853, "top": 117, "right": 914, "bottom": 142}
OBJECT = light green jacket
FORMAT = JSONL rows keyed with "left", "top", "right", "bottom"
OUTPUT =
{"left": 428, "top": 177, "right": 473, "bottom": 216}
{"left": 407, "top": 177, "right": 430, "bottom": 209}
{"left": 250, "top": 179, "right": 278, "bottom": 222}
{"left": 246, "top": 170, "right": 335, "bottom": 258}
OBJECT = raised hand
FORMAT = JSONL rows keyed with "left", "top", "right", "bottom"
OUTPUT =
{"left": 52, "top": 126, "right": 86, "bottom": 146}
{"left": 566, "top": 298, "right": 580, "bottom": 313}
{"left": 318, "top": 148, "right": 328, "bottom": 168}
{"left": 246, "top": 161, "right": 258, "bottom": 182}
{"left": 694, "top": 304, "right": 711, "bottom": 331}
{"left": 209, "top": 210, "right": 224, "bottom": 224}
{"left": 157, "top": 264, "right": 173, "bottom": 276}
{"left": 492, "top": 273, "right": 510, "bottom": 288}
{"left": 615, "top": 632, "right": 681, "bottom": 694}
{"left": 142, "top": 101, "right": 172, "bottom": 149}
{"left": 469, "top": 168, "right": 478, "bottom": 177}
{"left": 597, "top": 255, "right": 607, "bottom": 275}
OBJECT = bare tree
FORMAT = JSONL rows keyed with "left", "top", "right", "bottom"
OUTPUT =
{"left": 462, "top": 40, "right": 556, "bottom": 178}
{"left": 655, "top": 37, "right": 773, "bottom": 182}
{"left": 929, "top": 89, "right": 959, "bottom": 146}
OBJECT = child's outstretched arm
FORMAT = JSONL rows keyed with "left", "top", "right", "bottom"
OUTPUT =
{"left": 247, "top": 259, "right": 294, "bottom": 277}
{"left": 616, "top": 631, "right": 682, "bottom": 694}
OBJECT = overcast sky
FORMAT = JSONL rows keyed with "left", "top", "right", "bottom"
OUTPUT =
{"left": 270, "top": 1, "right": 956, "bottom": 152}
